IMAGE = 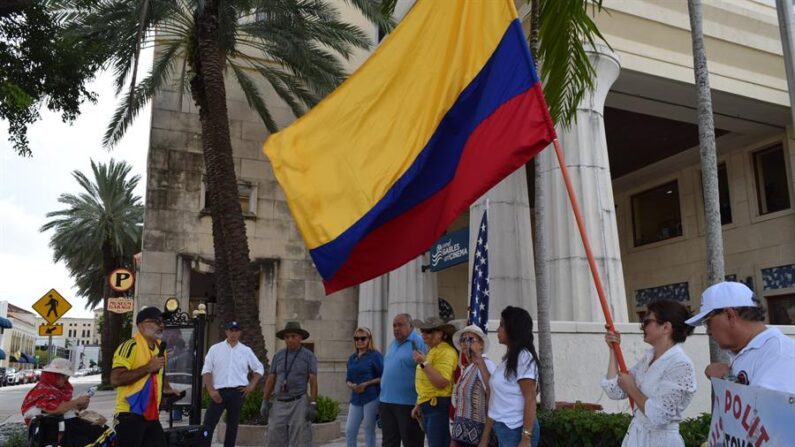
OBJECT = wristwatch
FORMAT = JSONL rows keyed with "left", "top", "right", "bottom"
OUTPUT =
{"left": 420, "top": 361, "right": 429, "bottom": 369}
{"left": 522, "top": 428, "right": 533, "bottom": 438}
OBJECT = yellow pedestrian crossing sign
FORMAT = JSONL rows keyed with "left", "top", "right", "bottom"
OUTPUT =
{"left": 33, "top": 289, "right": 72, "bottom": 324}
{"left": 39, "top": 323, "right": 64, "bottom": 336}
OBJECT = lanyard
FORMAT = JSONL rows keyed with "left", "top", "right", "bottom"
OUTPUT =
{"left": 284, "top": 347, "right": 302, "bottom": 376}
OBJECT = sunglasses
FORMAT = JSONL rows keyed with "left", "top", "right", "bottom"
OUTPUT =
{"left": 461, "top": 336, "right": 478, "bottom": 344}
{"left": 640, "top": 318, "right": 662, "bottom": 328}
{"left": 144, "top": 319, "right": 164, "bottom": 326}
{"left": 353, "top": 336, "right": 369, "bottom": 342}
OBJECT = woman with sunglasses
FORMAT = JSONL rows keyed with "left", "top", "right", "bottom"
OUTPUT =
{"left": 602, "top": 299, "right": 698, "bottom": 447}
{"left": 344, "top": 327, "right": 383, "bottom": 447}
{"left": 450, "top": 324, "right": 497, "bottom": 447}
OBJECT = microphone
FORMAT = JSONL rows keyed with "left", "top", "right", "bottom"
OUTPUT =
{"left": 158, "top": 340, "right": 167, "bottom": 358}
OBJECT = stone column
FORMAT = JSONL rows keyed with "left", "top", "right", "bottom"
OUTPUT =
{"left": 470, "top": 167, "right": 537, "bottom": 321}
{"left": 536, "top": 44, "right": 628, "bottom": 323}
{"left": 358, "top": 276, "right": 389, "bottom": 353}
{"left": 387, "top": 255, "right": 437, "bottom": 322}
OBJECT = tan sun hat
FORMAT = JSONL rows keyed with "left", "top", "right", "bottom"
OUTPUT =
{"left": 42, "top": 358, "right": 74, "bottom": 377}
{"left": 453, "top": 324, "right": 489, "bottom": 352}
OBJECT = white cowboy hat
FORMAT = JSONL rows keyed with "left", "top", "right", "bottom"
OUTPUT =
{"left": 42, "top": 358, "right": 74, "bottom": 377}
{"left": 453, "top": 324, "right": 489, "bottom": 353}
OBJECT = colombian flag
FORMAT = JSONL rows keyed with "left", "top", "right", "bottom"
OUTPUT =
{"left": 264, "top": 0, "right": 556, "bottom": 294}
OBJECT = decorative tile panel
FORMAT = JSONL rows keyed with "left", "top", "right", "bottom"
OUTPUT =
{"left": 762, "top": 264, "right": 795, "bottom": 290}
{"left": 634, "top": 282, "right": 690, "bottom": 308}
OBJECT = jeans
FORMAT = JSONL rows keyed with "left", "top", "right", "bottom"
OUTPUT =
{"left": 345, "top": 399, "right": 379, "bottom": 447}
{"left": 492, "top": 419, "right": 540, "bottom": 447}
{"left": 419, "top": 397, "right": 451, "bottom": 447}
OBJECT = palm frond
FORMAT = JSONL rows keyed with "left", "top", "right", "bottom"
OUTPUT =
{"left": 538, "top": 0, "right": 609, "bottom": 128}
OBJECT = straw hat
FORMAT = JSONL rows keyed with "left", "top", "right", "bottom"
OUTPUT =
{"left": 42, "top": 358, "right": 74, "bottom": 377}
{"left": 453, "top": 324, "right": 489, "bottom": 352}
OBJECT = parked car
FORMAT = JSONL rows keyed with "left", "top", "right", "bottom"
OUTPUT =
{"left": 4, "top": 368, "right": 18, "bottom": 385}
{"left": 33, "top": 369, "right": 42, "bottom": 382}
{"left": 24, "top": 369, "right": 36, "bottom": 383}
{"left": 0, "top": 367, "right": 5, "bottom": 387}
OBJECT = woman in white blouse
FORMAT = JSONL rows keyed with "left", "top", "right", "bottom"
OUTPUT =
{"left": 601, "top": 299, "right": 698, "bottom": 447}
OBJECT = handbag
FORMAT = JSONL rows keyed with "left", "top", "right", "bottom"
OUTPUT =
{"left": 451, "top": 416, "right": 498, "bottom": 447}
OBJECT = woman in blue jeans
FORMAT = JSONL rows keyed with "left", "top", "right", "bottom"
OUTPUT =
{"left": 485, "top": 307, "right": 541, "bottom": 447}
{"left": 344, "top": 327, "right": 383, "bottom": 447}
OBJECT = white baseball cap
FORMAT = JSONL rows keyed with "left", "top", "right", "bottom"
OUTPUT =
{"left": 686, "top": 282, "right": 756, "bottom": 326}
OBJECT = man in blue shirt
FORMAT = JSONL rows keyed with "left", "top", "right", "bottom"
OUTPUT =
{"left": 379, "top": 313, "right": 427, "bottom": 447}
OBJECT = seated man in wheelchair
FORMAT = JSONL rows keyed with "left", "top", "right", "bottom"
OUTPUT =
{"left": 21, "top": 358, "right": 115, "bottom": 447}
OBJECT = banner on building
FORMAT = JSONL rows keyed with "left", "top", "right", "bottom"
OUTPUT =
{"left": 429, "top": 228, "right": 469, "bottom": 272}
{"left": 707, "top": 378, "right": 795, "bottom": 446}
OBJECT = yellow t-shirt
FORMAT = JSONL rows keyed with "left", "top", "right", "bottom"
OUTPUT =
{"left": 112, "top": 337, "right": 165, "bottom": 416}
{"left": 415, "top": 342, "right": 457, "bottom": 405}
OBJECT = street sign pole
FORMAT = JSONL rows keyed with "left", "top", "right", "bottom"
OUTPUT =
{"left": 48, "top": 334, "right": 52, "bottom": 364}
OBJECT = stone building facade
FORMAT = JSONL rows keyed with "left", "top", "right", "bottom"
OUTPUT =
{"left": 137, "top": 0, "right": 795, "bottom": 409}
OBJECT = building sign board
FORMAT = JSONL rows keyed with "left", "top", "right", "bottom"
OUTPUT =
{"left": 429, "top": 228, "right": 469, "bottom": 272}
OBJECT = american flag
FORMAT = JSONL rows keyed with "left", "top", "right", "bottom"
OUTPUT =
{"left": 469, "top": 209, "right": 489, "bottom": 332}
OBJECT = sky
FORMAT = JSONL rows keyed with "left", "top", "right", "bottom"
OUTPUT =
{"left": 0, "top": 49, "right": 153, "bottom": 318}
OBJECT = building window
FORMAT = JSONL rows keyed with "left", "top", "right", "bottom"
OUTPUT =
{"left": 201, "top": 179, "right": 257, "bottom": 217}
{"left": 632, "top": 180, "right": 683, "bottom": 246}
{"left": 754, "top": 144, "right": 791, "bottom": 215}
{"left": 768, "top": 294, "right": 795, "bottom": 325}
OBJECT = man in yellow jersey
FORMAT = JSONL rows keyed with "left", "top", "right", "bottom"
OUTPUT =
{"left": 111, "top": 307, "right": 180, "bottom": 447}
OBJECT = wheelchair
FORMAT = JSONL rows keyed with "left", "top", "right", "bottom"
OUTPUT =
{"left": 27, "top": 413, "right": 116, "bottom": 447}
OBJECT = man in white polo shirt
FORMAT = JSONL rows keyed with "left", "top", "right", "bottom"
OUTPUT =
{"left": 687, "top": 281, "right": 795, "bottom": 394}
{"left": 201, "top": 321, "right": 264, "bottom": 447}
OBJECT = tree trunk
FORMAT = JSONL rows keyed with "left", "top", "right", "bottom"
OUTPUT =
{"left": 687, "top": 0, "right": 728, "bottom": 365}
{"left": 100, "top": 241, "right": 123, "bottom": 387}
{"left": 191, "top": 0, "right": 267, "bottom": 361}
{"left": 529, "top": 0, "right": 555, "bottom": 411}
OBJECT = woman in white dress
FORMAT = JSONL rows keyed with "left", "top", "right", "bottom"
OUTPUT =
{"left": 601, "top": 299, "right": 698, "bottom": 447}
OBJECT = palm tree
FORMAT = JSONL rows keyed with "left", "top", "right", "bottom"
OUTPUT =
{"left": 41, "top": 159, "right": 143, "bottom": 386}
{"left": 524, "top": 0, "right": 607, "bottom": 410}
{"left": 687, "top": 0, "right": 728, "bottom": 365}
{"left": 61, "top": 0, "right": 390, "bottom": 359}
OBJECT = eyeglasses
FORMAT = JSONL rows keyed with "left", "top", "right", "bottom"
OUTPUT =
{"left": 461, "top": 336, "right": 478, "bottom": 344}
{"left": 640, "top": 318, "right": 662, "bottom": 328}
{"left": 353, "top": 336, "right": 368, "bottom": 342}
{"left": 144, "top": 319, "right": 164, "bottom": 326}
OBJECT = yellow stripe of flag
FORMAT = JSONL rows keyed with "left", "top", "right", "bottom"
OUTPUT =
{"left": 263, "top": 0, "right": 518, "bottom": 249}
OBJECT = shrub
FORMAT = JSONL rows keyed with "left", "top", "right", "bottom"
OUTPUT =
{"left": 314, "top": 395, "right": 340, "bottom": 423}
{"left": 681, "top": 413, "right": 711, "bottom": 447}
{"left": 539, "top": 408, "right": 712, "bottom": 447}
{"left": 538, "top": 407, "right": 631, "bottom": 447}
{"left": 239, "top": 391, "right": 265, "bottom": 425}
{"left": 2, "top": 428, "right": 26, "bottom": 447}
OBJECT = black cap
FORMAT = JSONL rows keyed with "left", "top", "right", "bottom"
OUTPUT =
{"left": 136, "top": 307, "right": 163, "bottom": 325}
{"left": 226, "top": 321, "right": 242, "bottom": 330}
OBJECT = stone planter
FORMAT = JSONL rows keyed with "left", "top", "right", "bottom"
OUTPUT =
{"left": 216, "top": 421, "right": 342, "bottom": 446}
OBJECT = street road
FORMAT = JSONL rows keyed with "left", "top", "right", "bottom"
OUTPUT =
{"left": 0, "top": 375, "right": 104, "bottom": 424}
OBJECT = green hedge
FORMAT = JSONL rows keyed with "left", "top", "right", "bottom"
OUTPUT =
{"left": 538, "top": 408, "right": 710, "bottom": 447}
{"left": 233, "top": 392, "right": 340, "bottom": 425}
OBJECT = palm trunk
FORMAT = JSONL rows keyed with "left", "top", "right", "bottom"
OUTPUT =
{"left": 190, "top": 0, "right": 267, "bottom": 360}
{"left": 100, "top": 241, "right": 123, "bottom": 387}
{"left": 687, "top": 0, "right": 728, "bottom": 364}
{"left": 530, "top": 0, "right": 555, "bottom": 411}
